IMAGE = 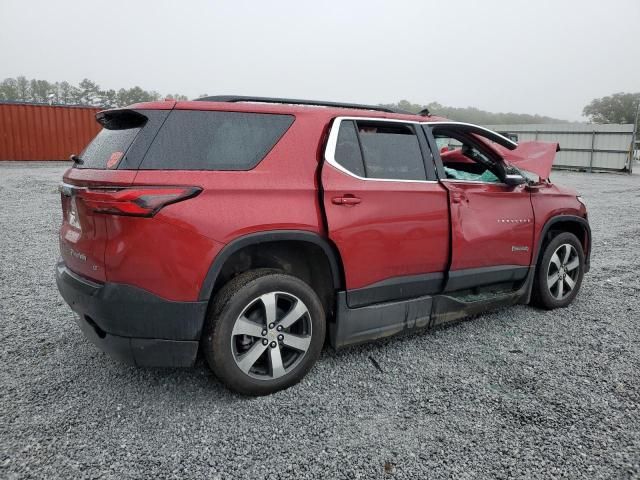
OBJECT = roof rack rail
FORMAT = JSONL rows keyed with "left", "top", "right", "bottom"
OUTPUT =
{"left": 193, "top": 95, "right": 411, "bottom": 114}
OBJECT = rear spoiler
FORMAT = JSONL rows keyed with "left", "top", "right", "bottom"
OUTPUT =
{"left": 96, "top": 109, "right": 147, "bottom": 130}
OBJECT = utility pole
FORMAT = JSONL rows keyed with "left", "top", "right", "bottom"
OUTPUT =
{"left": 631, "top": 101, "right": 639, "bottom": 174}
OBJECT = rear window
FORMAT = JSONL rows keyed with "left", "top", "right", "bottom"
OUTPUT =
{"left": 78, "top": 126, "right": 141, "bottom": 169}
{"left": 334, "top": 120, "right": 366, "bottom": 177}
{"left": 140, "top": 111, "right": 294, "bottom": 170}
{"left": 356, "top": 121, "right": 426, "bottom": 181}
{"left": 77, "top": 109, "right": 149, "bottom": 169}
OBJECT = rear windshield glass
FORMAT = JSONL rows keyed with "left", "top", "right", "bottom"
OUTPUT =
{"left": 140, "top": 111, "right": 294, "bottom": 170}
{"left": 77, "top": 127, "right": 141, "bottom": 169}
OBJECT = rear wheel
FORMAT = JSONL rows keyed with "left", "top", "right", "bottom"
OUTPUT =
{"left": 202, "top": 269, "right": 325, "bottom": 395}
{"left": 532, "top": 232, "right": 585, "bottom": 309}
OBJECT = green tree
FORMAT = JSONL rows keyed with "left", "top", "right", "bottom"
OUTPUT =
{"left": 582, "top": 92, "right": 640, "bottom": 125}
{"left": 148, "top": 90, "right": 162, "bottom": 102}
{"left": 0, "top": 78, "right": 19, "bottom": 100}
{"left": 56, "top": 81, "right": 79, "bottom": 104}
{"left": 0, "top": 76, "right": 189, "bottom": 106}
{"left": 99, "top": 89, "right": 118, "bottom": 108}
{"left": 380, "top": 99, "right": 567, "bottom": 124}
{"left": 15, "top": 76, "right": 30, "bottom": 101}
{"left": 78, "top": 78, "right": 101, "bottom": 105}
{"left": 115, "top": 86, "right": 161, "bottom": 106}
{"left": 29, "top": 79, "right": 53, "bottom": 103}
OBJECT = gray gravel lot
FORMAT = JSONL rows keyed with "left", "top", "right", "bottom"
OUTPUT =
{"left": 1, "top": 162, "right": 639, "bottom": 479}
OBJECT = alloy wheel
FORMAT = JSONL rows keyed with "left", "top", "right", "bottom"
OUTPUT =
{"left": 230, "top": 291, "right": 312, "bottom": 380}
{"left": 547, "top": 243, "right": 580, "bottom": 300}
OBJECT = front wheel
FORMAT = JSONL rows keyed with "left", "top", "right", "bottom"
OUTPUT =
{"left": 202, "top": 269, "right": 326, "bottom": 396}
{"left": 532, "top": 232, "right": 585, "bottom": 309}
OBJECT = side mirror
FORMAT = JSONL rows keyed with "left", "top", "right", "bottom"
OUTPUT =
{"left": 504, "top": 173, "right": 527, "bottom": 186}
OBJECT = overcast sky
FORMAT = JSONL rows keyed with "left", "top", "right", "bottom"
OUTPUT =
{"left": 1, "top": 0, "right": 638, "bottom": 120}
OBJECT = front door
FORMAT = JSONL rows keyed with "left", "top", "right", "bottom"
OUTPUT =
{"left": 424, "top": 123, "right": 535, "bottom": 291}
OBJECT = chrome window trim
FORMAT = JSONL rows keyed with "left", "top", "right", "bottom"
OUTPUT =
{"left": 423, "top": 121, "right": 520, "bottom": 185}
{"left": 421, "top": 121, "right": 519, "bottom": 149}
{"left": 324, "top": 116, "right": 438, "bottom": 184}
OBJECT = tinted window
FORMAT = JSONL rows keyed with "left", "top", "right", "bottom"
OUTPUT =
{"left": 356, "top": 122, "right": 426, "bottom": 181}
{"left": 141, "top": 111, "right": 294, "bottom": 170}
{"left": 78, "top": 127, "right": 141, "bottom": 169}
{"left": 334, "top": 120, "right": 365, "bottom": 177}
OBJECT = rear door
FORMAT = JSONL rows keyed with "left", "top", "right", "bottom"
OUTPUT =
{"left": 321, "top": 117, "right": 450, "bottom": 307}
{"left": 424, "top": 122, "right": 534, "bottom": 291}
{"left": 60, "top": 109, "right": 169, "bottom": 281}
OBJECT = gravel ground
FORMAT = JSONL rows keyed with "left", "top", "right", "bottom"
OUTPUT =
{"left": 1, "top": 162, "right": 639, "bottom": 479}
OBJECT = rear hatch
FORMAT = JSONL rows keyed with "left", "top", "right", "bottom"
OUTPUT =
{"left": 59, "top": 107, "right": 171, "bottom": 281}
{"left": 60, "top": 103, "right": 295, "bottom": 294}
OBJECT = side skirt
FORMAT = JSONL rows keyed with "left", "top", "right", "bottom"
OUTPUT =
{"left": 329, "top": 292, "right": 432, "bottom": 349}
{"left": 329, "top": 267, "right": 535, "bottom": 349}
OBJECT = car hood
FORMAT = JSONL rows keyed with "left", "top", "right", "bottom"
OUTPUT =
{"left": 495, "top": 141, "right": 559, "bottom": 181}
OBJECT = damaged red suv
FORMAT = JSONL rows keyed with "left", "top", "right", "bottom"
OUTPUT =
{"left": 56, "top": 96, "right": 591, "bottom": 395}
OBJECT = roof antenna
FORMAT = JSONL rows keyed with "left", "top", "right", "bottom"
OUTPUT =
{"left": 418, "top": 108, "right": 431, "bottom": 117}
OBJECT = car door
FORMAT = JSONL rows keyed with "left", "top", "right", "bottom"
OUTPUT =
{"left": 321, "top": 117, "right": 450, "bottom": 307}
{"left": 423, "top": 122, "right": 534, "bottom": 292}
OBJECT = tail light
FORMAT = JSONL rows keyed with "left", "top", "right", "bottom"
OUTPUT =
{"left": 67, "top": 185, "right": 201, "bottom": 217}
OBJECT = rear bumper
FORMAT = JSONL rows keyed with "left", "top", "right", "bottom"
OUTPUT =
{"left": 56, "top": 261, "right": 208, "bottom": 367}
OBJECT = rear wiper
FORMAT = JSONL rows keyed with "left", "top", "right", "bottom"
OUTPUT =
{"left": 70, "top": 154, "right": 84, "bottom": 165}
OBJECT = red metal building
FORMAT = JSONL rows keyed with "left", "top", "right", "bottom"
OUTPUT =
{"left": 0, "top": 102, "right": 101, "bottom": 161}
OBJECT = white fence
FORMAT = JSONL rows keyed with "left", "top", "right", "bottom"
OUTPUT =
{"left": 484, "top": 123, "right": 636, "bottom": 173}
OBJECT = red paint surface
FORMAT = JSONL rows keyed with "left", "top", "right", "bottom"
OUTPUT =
{"left": 321, "top": 163, "right": 450, "bottom": 289}
{"left": 440, "top": 149, "right": 474, "bottom": 164}
{"left": 59, "top": 191, "right": 109, "bottom": 283}
{"left": 530, "top": 182, "right": 586, "bottom": 253}
{"left": 58, "top": 100, "right": 587, "bottom": 303}
{"left": 494, "top": 141, "right": 559, "bottom": 180}
{"left": 441, "top": 181, "right": 534, "bottom": 270}
{"left": 60, "top": 109, "right": 328, "bottom": 301}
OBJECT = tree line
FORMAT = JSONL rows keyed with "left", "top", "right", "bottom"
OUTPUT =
{"left": 582, "top": 92, "right": 640, "bottom": 126}
{"left": 382, "top": 93, "right": 640, "bottom": 127}
{"left": 0, "top": 76, "right": 189, "bottom": 108}
{"left": 379, "top": 100, "right": 568, "bottom": 124}
{"left": 1, "top": 76, "right": 638, "bottom": 127}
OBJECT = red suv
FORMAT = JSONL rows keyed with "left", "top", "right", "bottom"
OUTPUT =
{"left": 56, "top": 96, "right": 591, "bottom": 395}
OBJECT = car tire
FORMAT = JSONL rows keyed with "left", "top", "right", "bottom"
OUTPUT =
{"left": 202, "top": 269, "right": 326, "bottom": 396}
{"left": 532, "top": 232, "right": 585, "bottom": 309}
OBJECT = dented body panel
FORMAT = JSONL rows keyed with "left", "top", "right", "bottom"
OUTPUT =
{"left": 56, "top": 98, "right": 591, "bottom": 366}
{"left": 495, "top": 141, "right": 559, "bottom": 181}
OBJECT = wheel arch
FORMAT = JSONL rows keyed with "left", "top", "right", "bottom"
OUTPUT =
{"left": 534, "top": 215, "right": 591, "bottom": 272}
{"left": 198, "top": 230, "right": 345, "bottom": 311}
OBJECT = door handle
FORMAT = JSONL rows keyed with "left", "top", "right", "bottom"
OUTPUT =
{"left": 332, "top": 195, "right": 362, "bottom": 206}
